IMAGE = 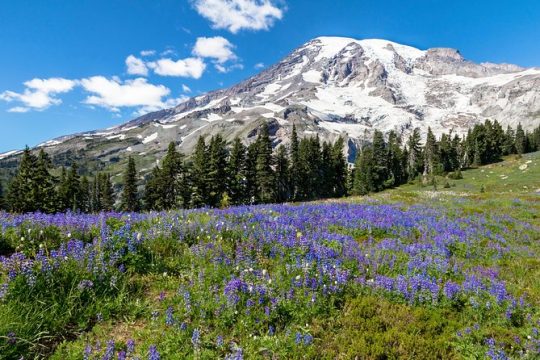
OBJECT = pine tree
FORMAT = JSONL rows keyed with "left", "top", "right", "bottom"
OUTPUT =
{"left": 33, "top": 149, "right": 57, "bottom": 213}
{"left": 7, "top": 147, "right": 37, "bottom": 213}
{"left": 190, "top": 136, "right": 209, "bottom": 208}
{"left": 371, "top": 130, "right": 389, "bottom": 191}
{"left": 289, "top": 124, "right": 301, "bottom": 200}
{"left": 158, "top": 142, "right": 184, "bottom": 210}
{"left": 406, "top": 128, "right": 423, "bottom": 181}
{"left": 515, "top": 123, "right": 526, "bottom": 155}
{"left": 320, "top": 141, "right": 334, "bottom": 198}
{"left": 353, "top": 145, "right": 374, "bottom": 195}
{"left": 274, "top": 144, "right": 290, "bottom": 202}
{"left": 99, "top": 173, "right": 115, "bottom": 211}
{"left": 387, "top": 131, "right": 405, "bottom": 187}
{"left": 120, "top": 156, "right": 140, "bottom": 211}
{"left": 331, "top": 137, "right": 348, "bottom": 197}
{"left": 143, "top": 166, "right": 162, "bottom": 210}
{"left": 79, "top": 176, "right": 90, "bottom": 213}
{"left": 423, "top": 127, "right": 439, "bottom": 179}
{"left": 64, "top": 162, "right": 82, "bottom": 212}
{"left": 227, "top": 138, "right": 247, "bottom": 205}
{"left": 245, "top": 142, "right": 258, "bottom": 204}
{"left": 207, "top": 135, "right": 228, "bottom": 207}
{"left": 255, "top": 122, "right": 275, "bottom": 203}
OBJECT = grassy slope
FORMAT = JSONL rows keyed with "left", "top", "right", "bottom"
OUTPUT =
{"left": 48, "top": 152, "right": 540, "bottom": 359}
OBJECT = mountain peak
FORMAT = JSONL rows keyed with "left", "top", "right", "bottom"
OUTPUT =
{"left": 1, "top": 36, "right": 539, "bottom": 169}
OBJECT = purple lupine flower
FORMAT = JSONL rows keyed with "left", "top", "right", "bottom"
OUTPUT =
{"left": 165, "top": 306, "right": 174, "bottom": 326}
{"left": 148, "top": 345, "right": 160, "bottom": 360}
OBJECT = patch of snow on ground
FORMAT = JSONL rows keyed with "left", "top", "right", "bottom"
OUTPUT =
{"left": 303, "top": 70, "right": 322, "bottom": 83}
{"left": 142, "top": 132, "right": 158, "bottom": 144}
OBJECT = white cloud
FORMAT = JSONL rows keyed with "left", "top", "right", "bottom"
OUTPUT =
{"left": 215, "top": 63, "right": 244, "bottom": 73}
{"left": 134, "top": 95, "right": 190, "bottom": 116}
{"left": 126, "top": 55, "right": 149, "bottom": 76}
{"left": 193, "top": 36, "right": 237, "bottom": 63}
{"left": 254, "top": 62, "right": 265, "bottom": 69}
{"left": 192, "top": 0, "right": 284, "bottom": 33}
{"left": 0, "top": 77, "right": 77, "bottom": 112}
{"left": 80, "top": 76, "right": 172, "bottom": 112}
{"left": 182, "top": 84, "right": 192, "bottom": 93}
{"left": 7, "top": 106, "right": 30, "bottom": 113}
{"left": 140, "top": 50, "right": 156, "bottom": 57}
{"left": 148, "top": 57, "right": 206, "bottom": 79}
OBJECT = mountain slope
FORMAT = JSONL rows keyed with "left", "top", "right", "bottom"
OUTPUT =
{"left": 1, "top": 36, "right": 539, "bottom": 175}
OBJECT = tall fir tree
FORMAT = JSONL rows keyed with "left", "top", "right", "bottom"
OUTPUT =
{"left": 289, "top": 124, "right": 301, "bottom": 200}
{"left": 207, "top": 135, "right": 228, "bottom": 207}
{"left": 502, "top": 125, "right": 516, "bottom": 155}
{"left": 158, "top": 143, "right": 184, "bottom": 210}
{"left": 406, "top": 128, "right": 423, "bottom": 181}
{"left": 274, "top": 144, "right": 290, "bottom": 203}
{"left": 99, "top": 173, "right": 115, "bottom": 211}
{"left": 255, "top": 122, "right": 275, "bottom": 203}
{"left": 190, "top": 136, "right": 209, "bottom": 208}
{"left": 7, "top": 147, "right": 37, "bottom": 213}
{"left": 120, "top": 156, "right": 140, "bottom": 211}
{"left": 34, "top": 149, "right": 57, "bottom": 213}
{"left": 423, "top": 127, "right": 439, "bottom": 179}
{"left": 353, "top": 145, "right": 374, "bottom": 195}
{"left": 143, "top": 166, "right": 162, "bottom": 211}
{"left": 371, "top": 130, "right": 389, "bottom": 191}
{"left": 64, "top": 162, "right": 82, "bottom": 212}
{"left": 0, "top": 181, "right": 5, "bottom": 211}
{"left": 245, "top": 142, "right": 259, "bottom": 204}
{"left": 331, "top": 137, "right": 348, "bottom": 197}
{"left": 227, "top": 137, "right": 247, "bottom": 205}
{"left": 515, "top": 123, "right": 526, "bottom": 155}
{"left": 79, "top": 176, "right": 90, "bottom": 213}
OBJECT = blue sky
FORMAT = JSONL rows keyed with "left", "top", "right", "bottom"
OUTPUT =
{"left": 1, "top": 0, "right": 540, "bottom": 152}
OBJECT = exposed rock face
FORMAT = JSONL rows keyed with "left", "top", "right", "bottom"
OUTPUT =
{"left": 1, "top": 36, "right": 539, "bottom": 170}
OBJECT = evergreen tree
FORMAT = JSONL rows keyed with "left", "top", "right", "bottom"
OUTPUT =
{"left": 159, "top": 143, "right": 184, "bottom": 210}
{"left": 255, "top": 122, "right": 275, "bottom": 203}
{"left": 320, "top": 141, "right": 334, "bottom": 198}
{"left": 227, "top": 138, "right": 247, "bottom": 205}
{"left": 353, "top": 145, "right": 374, "bottom": 195}
{"left": 64, "top": 162, "right": 82, "bottom": 212}
{"left": 274, "top": 144, "right": 290, "bottom": 202}
{"left": 387, "top": 131, "right": 405, "bottom": 187}
{"left": 33, "top": 149, "right": 57, "bottom": 213}
{"left": 143, "top": 166, "right": 162, "bottom": 211}
{"left": 245, "top": 142, "right": 259, "bottom": 204}
{"left": 515, "top": 123, "right": 526, "bottom": 155}
{"left": 120, "top": 156, "right": 140, "bottom": 211}
{"left": 423, "top": 127, "right": 439, "bottom": 179}
{"left": 190, "top": 136, "right": 209, "bottom": 208}
{"left": 406, "top": 128, "right": 423, "bottom": 181}
{"left": 97, "top": 173, "right": 115, "bottom": 211}
{"left": 371, "top": 130, "right": 389, "bottom": 191}
{"left": 79, "top": 176, "right": 90, "bottom": 213}
{"left": 289, "top": 124, "right": 301, "bottom": 200}
{"left": 207, "top": 135, "right": 228, "bottom": 207}
{"left": 7, "top": 147, "right": 37, "bottom": 213}
{"left": 502, "top": 125, "right": 516, "bottom": 155}
{"left": 331, "top": 137, "right": 348, "bottom": 197}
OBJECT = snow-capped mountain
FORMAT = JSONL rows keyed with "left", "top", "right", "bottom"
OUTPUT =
{"left": 1, "top": 36, "right": 540, "bottom": 169}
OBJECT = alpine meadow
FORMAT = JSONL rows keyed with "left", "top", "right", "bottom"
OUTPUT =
{"left": 1, "top": 1, "right": 540, "bottom": 359}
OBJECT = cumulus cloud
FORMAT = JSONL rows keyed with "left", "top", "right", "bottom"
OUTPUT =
{"left": 140, "top": 50, "right": 156, "bottom": 57}
{"left": 215, "top": 63, "right": 244, "bottom": 73}
{"left": 126, "top": 55, "right": 149, "bottom": 76}
{"left": 193, "top": 36, "right": 237, "bottom": 63}
{"left": 0, "top": 77, "right": 77, "bottom": 112}
{"left": 192, "top": 0, "right": 284, "bottom": 33}
{"left": 80, "top": 76, "right": 173, "bottom": 112}
{"left": 148, "top": 57, "right": 206, "bottom": 79}
{"left": 182, "top": 84, "right": 192, "bottom": 93}
{"left": 254, "top": 62, "right": 265, "bottom": 69}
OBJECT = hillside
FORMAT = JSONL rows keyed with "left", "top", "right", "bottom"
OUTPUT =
{"left": 1, "top": 36, "right": 540, "bottom": 181}
{"left": 1, "top": 151, "right": 539, "bottom": 359}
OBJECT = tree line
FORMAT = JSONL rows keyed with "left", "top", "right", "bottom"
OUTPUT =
{"left": 352, "top": 120, "right": 540, "bottom": 194}
{"left": 0, "top": 120, "right": 539, "bottom": 213}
